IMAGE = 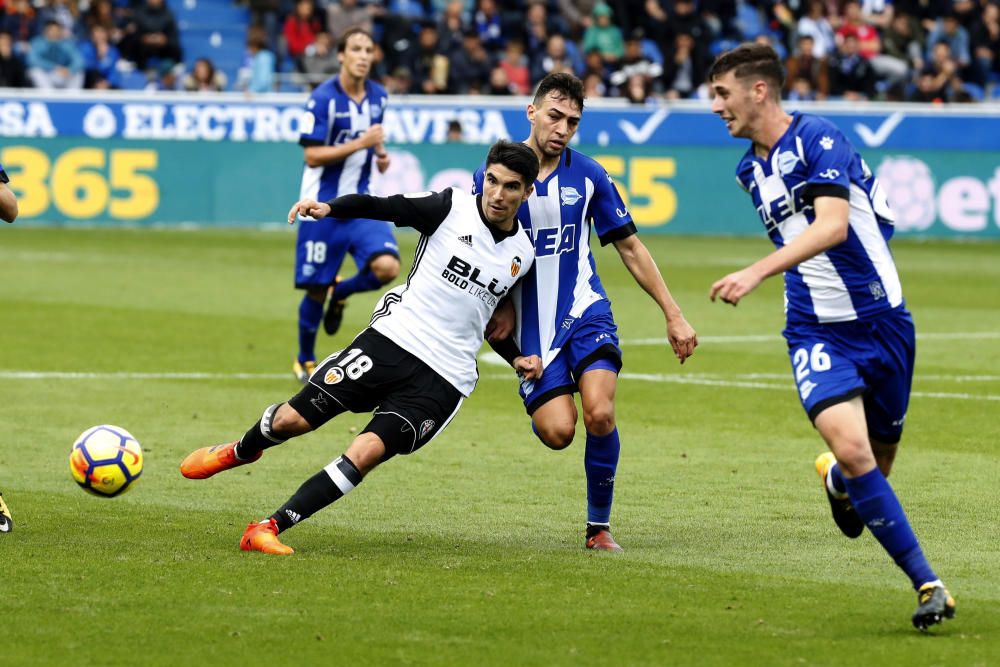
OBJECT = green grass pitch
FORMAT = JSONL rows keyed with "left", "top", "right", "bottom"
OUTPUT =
{"left": 1, "top": 227, "right": 997, "bottom": 666}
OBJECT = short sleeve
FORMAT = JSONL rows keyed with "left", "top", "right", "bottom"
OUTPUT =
{"left": 299, "top": 88, "right": 330, "bottom": 147}
{"left": 590, "top": 168, "right": 636, "bottom": 246}
{"left": 802, "top": 123, "right": 851, "bottom": 202}
{"left": 471, "top": 163, "right": 486, "bottom": 195}
{"left": 371, "top": 84, "right": 388, "bottom": 124}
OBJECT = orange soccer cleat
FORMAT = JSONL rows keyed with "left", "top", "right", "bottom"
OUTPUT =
{"left": 180, "top": 441, "right": 262, "bottom": 480}
{"left": 585, "top": 526, "right": 624, "bottom": 552}
{"left": 240, "top": 518, "right": 294, "bottom": 555}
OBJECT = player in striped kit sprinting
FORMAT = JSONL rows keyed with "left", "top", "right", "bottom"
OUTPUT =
{"left": 707, "top": 43, "right": 954, "bottom": 630}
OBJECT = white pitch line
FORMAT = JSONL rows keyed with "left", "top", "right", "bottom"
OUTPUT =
{"left": 616, "top": 373, "right": 1000, "bottom": 402}
{"left": 620, "top": 372, "right": 786, "bottom": 391}
{"left": 484, "top": 373, "right": 1000, "bottom": 401}
{"left": 623, "top": 331, "right": 1000, "bottom": 346}
{"left": 624, "top": 334, "right": 778, "bottom": 345}
{"left": 481, "top": 372, "right": 1000, "bottom": 402}
{"left": 2, "top": 369, "right": 998, "bottom": 402}
{"left": 919, "top": 374, "right": 1000, "bottom": 382}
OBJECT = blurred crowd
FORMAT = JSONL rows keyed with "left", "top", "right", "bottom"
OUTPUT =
{"left": 1, "top": 0, "right": 998, "bottom": 102}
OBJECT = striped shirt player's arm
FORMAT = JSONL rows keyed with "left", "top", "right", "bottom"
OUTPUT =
{"left": 325, "top": 189, "right": 454, "bottom": 235}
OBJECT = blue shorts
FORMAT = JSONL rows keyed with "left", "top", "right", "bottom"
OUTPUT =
{"left": 294, "top": 217, "right": 399, "bottom": 289}
{"left": 519, "top": 300, "right": 622, "bottom": 414}
{"left": 783, "top": 307, "right": 915, "bottom": 444}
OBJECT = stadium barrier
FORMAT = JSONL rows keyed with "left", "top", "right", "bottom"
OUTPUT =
{"left": 1, "top": 90, "right": 998, "bottom": 238}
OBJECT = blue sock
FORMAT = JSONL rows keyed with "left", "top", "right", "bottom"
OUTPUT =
{"left": 584, "top": 428, "right": 620, "bottom": 525}
{"left": 829, "top": 461, "right": 848, "bottom": 495}
{"left": 335, "top": 268, "right": 383, "bottom": 302}
{"left": 297, "top": 296, "right": 323, "bottom": 363}
{"left": 843, "top": 467, "right": 938, "bottom": 589}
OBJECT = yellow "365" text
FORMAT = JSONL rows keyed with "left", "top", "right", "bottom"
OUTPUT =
{"left": 1, "top": 146, "right": 158, "bottom": 220}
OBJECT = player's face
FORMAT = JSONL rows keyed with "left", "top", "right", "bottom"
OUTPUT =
{"left": 339, "top": 33, "right": 375, "bottom": 80}
{"left": 710, "top": 71, "right": 758, "bottom": 139}
{"left": 481, "top": 163, "right": 532, "bottom": 227}
{"left": 527, "top": 92, "right": 582, "bottom": 158}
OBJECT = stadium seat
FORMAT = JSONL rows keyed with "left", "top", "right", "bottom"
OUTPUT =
{"left": 641, "top": 38, "right": 664, "bottom": 66}
{"left": 118, "top": 68, "right": 151, "bottom": 91}
{"left": 169, "top": 0, "right": 249, "bottom": 29}
{"left": 386, "top": 0, "right": 427, "bottom": 19}
{"left": 563, "top": 39, "right": 585, "bottom": 76}
{"left": 961, "top": 82, "right": 985, "bottom": 101}
{"left": 165, "top": 0, "right": 251, "bottom": 88}
{"left": 735, "top": 0, "right": 765, "bottom": 40}
{"left": 183, "top": 25, "right": 248, "bottom": 85}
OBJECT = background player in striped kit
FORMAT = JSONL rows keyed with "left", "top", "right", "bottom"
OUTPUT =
{"left": 477, "top": 73, "right": 698, "bottom": 552}
{"left": 707, "top": 43, "right": 955, "bottom": 630}
{"left": 292, "top": 27, "right": 400, "bottom": 383}
{"left": 181, "top": 140, "right": 542, "bottom": 555}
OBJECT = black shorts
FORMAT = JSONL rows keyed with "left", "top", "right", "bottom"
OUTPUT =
{"left": 288, "top": 328, "right": 464, "bottom": 455}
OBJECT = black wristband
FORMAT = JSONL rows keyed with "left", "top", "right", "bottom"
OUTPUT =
{"left": 488, "top": 336, "right": 522, "bottom": 366}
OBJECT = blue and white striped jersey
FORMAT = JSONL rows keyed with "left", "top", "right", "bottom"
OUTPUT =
{"left": 298, "top": 76, "right": 387, "bottom": 205}
{"left": 736, "top": 112, "right": 902, "bottom": 326}
{"left": 475, "top": 148, "right": 636, "bottom": 364}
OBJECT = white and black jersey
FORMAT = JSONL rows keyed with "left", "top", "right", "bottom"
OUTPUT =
{"left": 325, "top": 188, "right": 535, "bottom": 396}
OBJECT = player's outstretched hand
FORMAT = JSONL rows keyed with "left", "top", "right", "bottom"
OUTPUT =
{"left": 287, "top": 198, "right": 332, "bottom": 224}
{"left": 710, "top": 267, "right": 763, "bottom": 306}
{"left": 667, "top": 315, "right": 698, "bottom": 364}
{"left": 514, "top": 355, "right": 543, "bottom": 381}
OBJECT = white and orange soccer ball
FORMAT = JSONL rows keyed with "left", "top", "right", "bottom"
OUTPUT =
{"left": 69, "top": 425, "right": 144, "bottom": 497}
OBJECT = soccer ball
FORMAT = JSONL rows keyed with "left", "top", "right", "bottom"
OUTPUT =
{"left": 69, "top": 425, "right": 144, "bottom": 497}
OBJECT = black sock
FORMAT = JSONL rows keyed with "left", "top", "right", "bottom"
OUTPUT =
{"left": 586, "top": 523, "right": 611, "bottom": 538}
{"left": 270, "top": 455, "right": 363, "bottom": 532}
{"left": 235, "top": 404, "right": 287, "bottom": 459}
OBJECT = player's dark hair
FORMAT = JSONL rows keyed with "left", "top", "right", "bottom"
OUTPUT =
{"left": 532, "top": 72, "right": 585, "bottom": 111}
{"left": 338, "top": 27, "right": 375, "bottom": 53}
{"left": 708, "top": 43, "right": 785, "bottom": 101}
{"left": 486, "top": 140, "right": 540, "bottom": 187}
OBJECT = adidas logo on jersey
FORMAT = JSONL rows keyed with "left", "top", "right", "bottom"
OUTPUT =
{"left": 457, "top": 235, "right": 473, "bottom": 247}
